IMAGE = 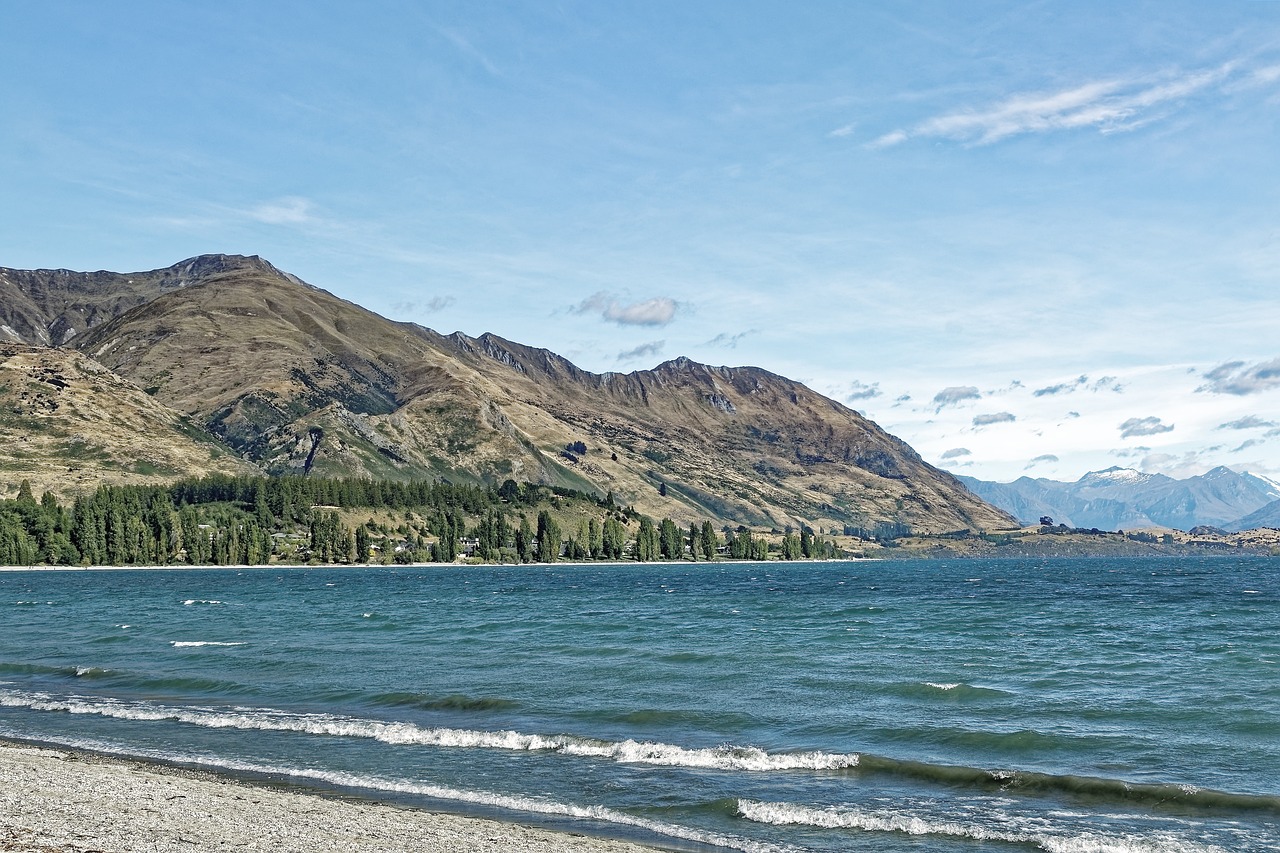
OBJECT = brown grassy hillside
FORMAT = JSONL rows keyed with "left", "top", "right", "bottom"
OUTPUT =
{"left": 0, "top": 344, "right": 256, "bottom": 499}
{"left": 6, "top": 255, "right": 1012, "bottom": 532}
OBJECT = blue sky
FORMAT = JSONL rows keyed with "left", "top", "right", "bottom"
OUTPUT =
{"left": 3, "top": 1, "right": 1279, "bottom": 482}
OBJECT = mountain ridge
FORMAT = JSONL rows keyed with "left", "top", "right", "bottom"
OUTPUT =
{"left": 3, "top": 254, "right": 1013, "bottom": 533}
{"left": 959, "top": 465, "right": 1280, "bottom": 532}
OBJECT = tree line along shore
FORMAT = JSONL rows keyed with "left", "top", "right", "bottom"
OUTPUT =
{"left": 0, "top": 474, "right": 845, "bottom": 567}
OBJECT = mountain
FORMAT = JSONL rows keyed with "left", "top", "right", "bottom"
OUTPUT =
{"left": 0, "top": 255, "right": 300, "bottom": 347}
{"left": 1227, "top": 497, "right": 1280, "bottom": 532}
{"left": 0, "top": 343, "right": 257, "bottom": 497}
{"left": 959, "top": 465, "right": 1280, "bottom": 531}
{"left": 2, "top": 255, "right": 1014, "bottom": 533}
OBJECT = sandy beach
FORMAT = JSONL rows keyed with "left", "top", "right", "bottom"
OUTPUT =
{"left": 0, "top": 742, "right": 663, "bottom": 853}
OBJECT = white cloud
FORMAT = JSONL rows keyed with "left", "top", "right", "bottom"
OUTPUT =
{"left": 1119, "top": 416, "right": 1174, "bottom": 438}
{"left": 845, "top": 380, "right": 882, "bottom": 402}
{"left": 876, "top": 63, "right": 1239, "bottom": 147}
{"left": 248, "top": 196, "right": 316, "bottom": 225}
{"left": 394, "top": 296, "right": 455, "bottom": 316}
{"left": 1218, "top": 415, "right": 1277, "bottom": 430}
{"left": 940, "top": 447, "right": 971, "bottom": 460}
{"left": 973, "top": 412, "right": 1016, "bottom": 427}
{"left": 1197, "top": 357, "right": 1280, "bottom": 395}
{"left": 704, "top": 330, "right": 757, "bottom": 349}
{"left": 1253, "top": 65, "right": 1280, "bottom": 86}
{"left": 617, "top": 340, "right": 665, "bottom": 362}
{"left": 1033, "top": 375, "right": 1089, "bottom": 397}
{"left": 932, "top": 386, "right": 981, "bottom": 412}
{"left": 575, "top": 292, "right": 678, "bottom": 327}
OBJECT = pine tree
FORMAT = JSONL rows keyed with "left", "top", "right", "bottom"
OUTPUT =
{"left": 659, "top": 518, "right": 682, "bottom": 560}
{"left": 355, "top": 526, "right": 371, "bottom": 563}
{"left": 535, "top": 510, "right": 560, "bottom": 562}
{"left": 636, "top": 517, "right": 659, "bottom": 561}
{"left": 588, "top": 517, "right": 603, "bottom": 559}
{"left": 516, "top": 516, "right": 533, "bottom": 563}
{"left": 700, "top": 520, "right": 718, "bottom": 560}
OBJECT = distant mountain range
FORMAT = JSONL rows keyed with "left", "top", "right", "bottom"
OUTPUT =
{"left": 959, "top": 466, "right": 1280, "bottom": 532}
{"left": 0, "top": 254, "right": 1013, "bottom": 534}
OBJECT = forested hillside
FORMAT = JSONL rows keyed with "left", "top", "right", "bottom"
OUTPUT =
{"left": 0, "top": 474, "right": 840, "bottom": 567}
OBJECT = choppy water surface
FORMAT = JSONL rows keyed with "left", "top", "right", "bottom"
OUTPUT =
{"left": 1, "top": 557, "right": 1277, "bottom": 852}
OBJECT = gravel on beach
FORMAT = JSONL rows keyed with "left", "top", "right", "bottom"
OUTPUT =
{"left": 0, "top": 742, "right": 663, "bottom": 853}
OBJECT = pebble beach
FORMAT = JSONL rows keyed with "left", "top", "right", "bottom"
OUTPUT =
{"left": 0, "top": 742, "right": 661, "bottom": 853}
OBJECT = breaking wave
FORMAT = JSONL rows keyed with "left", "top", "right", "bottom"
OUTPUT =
{"left": 738, "top": 800, "right": 1231, "bottom": 853}
{"left": 0, "top": 688, "right": 856, "bottom": 773}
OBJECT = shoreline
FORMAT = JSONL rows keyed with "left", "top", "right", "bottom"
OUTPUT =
{"left": 0, "top": 738, "right": 687, "bottom": 853}
{"left": 0, "top": 556, "right": 875, "bottom": 572}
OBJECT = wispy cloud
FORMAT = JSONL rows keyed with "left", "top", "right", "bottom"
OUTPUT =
{"left": 575, "top": 292, "right": 678, "bottom": 327}
{"left": 1026, "top": 454, "right": 1059, "bottom": 469}
{"left": 394, "top": 296, "right": 455, "bottom": 316}
{"left": 932, "top": 385, "right": 981, "bottom": 412}
{"left": 1140, "top": 449, "right": 1213, "bottom": 478}
{"left": 248, "top": 196, "right": 317, "bottom": 225}
{"left": 1218, "top": 415, "right": 1277, "bottom": 430}
{"left": 1198, "top": 357, "right": 1280, "bottom": 395}
{"left": 973, "top": 412, "right": 1016, "bottom": 427}
{"left": 1033, "top": 375, "right": 1089, "bottom": 397}
{"left": 940, "top": 447, "right": 971, "bottom": 460}
{"left": 873, "top": 62, "right": 1240, "bottom": 147}
{"left": 1253, "top": 65, "right": 1280, "bottom": 86}
{"left": 704, "top": 330, "right": 757, "bottom": 349}
{"left": 845, "top": 380, "right": 882, "bottom": 402}
{"left": 435, "top": 26, "right": 500, "bottom": 76}
{"left": 1119, "top": 416, "right": 1174, "bottom": 438}
{"left": 617, "top": 340, "right": 665, "bottom": 363}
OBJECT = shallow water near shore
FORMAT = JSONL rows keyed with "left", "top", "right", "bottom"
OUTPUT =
{"left": 1, "top": 556, "right": 1277, "bottom": 852}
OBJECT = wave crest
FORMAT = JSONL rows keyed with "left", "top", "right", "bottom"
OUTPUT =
{"left": 0, "top": 689, "right": 857, "bottom": 773}
{"left": 737, "top": 800, "right": 1230, "bottom": 852}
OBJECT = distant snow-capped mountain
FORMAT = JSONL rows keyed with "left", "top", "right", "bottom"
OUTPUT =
{"left": 958, "top": 466, "right": 1280, "bottom": 532}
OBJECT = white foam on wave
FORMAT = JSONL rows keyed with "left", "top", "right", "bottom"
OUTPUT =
{"left": 220, "top": 761, "right": 797, "bottom": 853}
{"left": 924, "top": 682, "right": 962, "bottom": 690}
{"left": 182, "top": 599, "right": 223, "bottom": 606}
{"left": 0, "top": 688, "right": 857, "bottom": 773}
{"left": 171, "top": 641, "right": 246, "bottom": 648}
{"left": 0, "top": 731, "right": 796, "bottom": 853}
{"left": 737, "top": 800, "right": 1229, "bottom": 853}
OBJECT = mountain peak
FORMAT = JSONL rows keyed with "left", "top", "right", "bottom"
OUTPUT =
{"left": 1078, "top": 466, "right": 1151, "bottom": 485}
{"left": 0, "top": 255, "right": 1016, "bottom": 533}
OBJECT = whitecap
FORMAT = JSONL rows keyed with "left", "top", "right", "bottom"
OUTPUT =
{"left": 0, "top": 728, "right": 795, "bottom": 853}
{"left": 737, "top": 800, "right": 1229, "bottom": 853}
{"left": 0, "top": 689, "right": 857, "bottom": 773}
{"left": 170, "top": 641, "right": 246, "bottom": 648}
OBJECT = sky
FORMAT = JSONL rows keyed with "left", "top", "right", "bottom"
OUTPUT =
{"left": 2, "top": 1, "right": 1279, "bottom": 483}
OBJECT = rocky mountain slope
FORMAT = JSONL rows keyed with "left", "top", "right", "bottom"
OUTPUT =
{"left": 0, "top": 255, "right": 301, "bottom": 347}
{"left": 1227, "top": 498, "right": 1280, "bottom": 532}
{"left": 0, "top": 343, "right": 257, "bottom": 497}
{"left": 959, "top": 466, "right": 1280, "bottom": 531}
{"left": 2, "top": 255, "right": 1013, "bottom": 533}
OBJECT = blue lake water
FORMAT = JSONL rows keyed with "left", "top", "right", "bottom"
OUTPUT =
{"left": 1, "top": 556, "right": 1277, "bottom": 852}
